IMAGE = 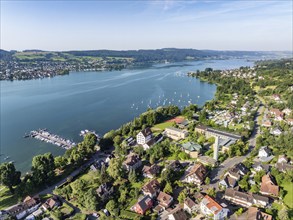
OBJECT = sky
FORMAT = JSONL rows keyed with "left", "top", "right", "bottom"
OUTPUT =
{"left": 0, "top": 0, "right": 292, "bottom": 51}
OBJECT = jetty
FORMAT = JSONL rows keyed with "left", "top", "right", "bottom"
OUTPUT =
{"left": 28, "top": 129, "right": 76, "bottom": 150}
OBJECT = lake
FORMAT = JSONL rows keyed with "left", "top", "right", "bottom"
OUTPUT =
{"left": 0, "top": 59, "right": 253, "bottom": 172}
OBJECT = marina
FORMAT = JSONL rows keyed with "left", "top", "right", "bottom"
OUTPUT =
{"left": 28, "top": 129, "right": 76, "bottom": 150}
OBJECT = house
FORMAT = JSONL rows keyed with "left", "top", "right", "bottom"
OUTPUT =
{"left": 252, "top": 162, "right": 271, "bottom": 174}
{"left": 286, "top": 118, "right": 293, "bottom": 126}
{"left": 123, "top": 153, "right": 142, "bottom": 171}
{"left": 258, "top": 146, "right": 274, "bottom": 162}
{"left": 96, "top": 183, "right": 114, "bottom": 201}
{"left": 136, "top": 128, "right": 154, "bottom": 150}
{"left": 219, "top": 175, "right": 237, "bottom": 188}
{"left": 166, "top": 160, "right": 182, "bottom": 171}
{"left": 260, "top": 174, "right": 279, "bottom": 197}
{"left": 270, "top": 127, "right": 282, "bottom": 136}
{"left": 168, "top": 207, "right": 188, "bottom": 220}
{"left": 181, "top": 163, "right": 207, "bottom": 185}
{"left": 142, "top": 164, "right": 160, "bottom": 178}
{"left": 184, "top": 197, "right": 197, "bottom": 214}
{"left": 272, "top": 94, "right": 281, "bottom": 101}
{"left": 277, "top": 155, "right": 288, "bottom": 164}
{"left": 177, "top": 119, "right": 189, "bottom": 129}
{"left": 275, "top": 162, "right": 293, "bottom": 173}
{"left": 200, "top": 195, "right": 229, "bottom": 220}
{"left": 132, "top": 195, "right": 153, "bottom": 215}
{"left": 142, "top": 179, "right": 160, "bottom": 198}
{"left": 282, "top": 108, "right": 292, "bottom": 115}
{"left": 42, "top": 197, "right": 61, "bottom": 211}
{"left": 224, "top": 188, "right": 269, "bottom": 208}
{"left": 262, "top": 120, "right": 272, "bottom": 127}
{"left": 246, "top": 207, "right": 272, "bottom": 220}
{"left": 270, "top": 108, "right": 284, "bottom": 120}
{"left": 234, "top": 163, "right": 249, "bottom": 176}
{"left": 258, "top": 146, "right": 271, "bottom": 158}
{"left": 7, "top": 196, "right": 40, "bottom": 220}
{"left": 157, "top": 191, "right": 173, "bottom": 209}
{"left": 181, "top": 142, "right": 202, "bottom": 158}
{"left": 164, "top": 127, "right": 188, "bottom": 141}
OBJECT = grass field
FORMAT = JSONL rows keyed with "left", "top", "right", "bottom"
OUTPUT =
{"left": 282, "top": 182, "right": 293, "bottom": 208}
{"left": 0, "top": 186, "right": 20, "bottom": 210}
{"left": 152, "top": 121, "right": 174, "bottom": 131}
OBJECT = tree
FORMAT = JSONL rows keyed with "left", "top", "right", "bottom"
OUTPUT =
{"left": 178, "top": 190, "right": 187, "bottom": 204}
{"left": 83, "top": 189, "right": 98, "bottom": 211}
{"left": 107, "top": 158, "right": 124, "bottom": 180}
{"left": 0, "top": 163, "right": 21, "bottom": 193}
{"left": 250, "top": 184, "right": 259, "bottom": 193}
{"left": 54, "top": 156, "right": 67, "bottom": 169}
{"left": 239, "top": 175, "right": 249, "bottom": 191}
{"left": 31, "top": 153, "right": 55, "bottom": 185}
{"left": 83, "top": 133, "right": 97, "bottom": 148}
{"left": 128, "top": 169, "right": 137, "bottom": 183}
{"left": 205, "top": 177, "right": 210, "bottom": 185}
{"left": 254, "top": 170, "right": 265, "bottom": 183}
{"left": 207, "top": 188, "right": 216, "bottom": 197}
{"left": 163, "top": 182, "right": 173, "bottom": 194}
{"left": 106, "top": 200, "right": 118, "bottom": 216}
{"left": 113, "top": 135, "right": 123, "bottom": 146}
{"left": 235, "top": 208, "right": 243, "bottom": 216}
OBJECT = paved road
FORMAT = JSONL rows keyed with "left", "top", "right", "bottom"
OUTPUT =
{"left": 208, "top": 105, "right": 263, "bottom": 189}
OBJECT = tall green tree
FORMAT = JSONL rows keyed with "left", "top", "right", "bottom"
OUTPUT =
{"left": 31, "top": 153, "right": 55, "bottom": 185}
{"left": 128, "top": 169, "right": 137, "bottom": 183}
{"left": 163, "top": 182, "right": 173, "bottom": 194}
{"left": 0, "top": 162, "right": 21, "bottom": 193}
{"left": 107, "top": 158, "right": 124, "bottom": 180}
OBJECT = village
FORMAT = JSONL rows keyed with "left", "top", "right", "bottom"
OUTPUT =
{"left": 1, "top": 59, "right": 292, "bottom": 220}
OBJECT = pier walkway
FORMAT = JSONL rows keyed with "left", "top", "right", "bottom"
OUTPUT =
{"left": 29, "top": 129, "right": 76, "bottom": 150}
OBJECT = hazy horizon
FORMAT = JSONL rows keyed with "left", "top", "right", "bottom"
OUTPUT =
{"left": 1, "top": 47, "right": 293, "bottom": 52}
{"left": 1, "top": 0, "right": 292, "bottom": 51}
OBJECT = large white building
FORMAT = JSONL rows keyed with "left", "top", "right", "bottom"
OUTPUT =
{"left": 200, "top": 195, "right": 229, "bottom": 220}
{"left": 136, "top": 128, "right": 154, "bottom": 150}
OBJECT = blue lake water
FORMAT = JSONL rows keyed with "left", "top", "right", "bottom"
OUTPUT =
{"left": 0, "top": 59, "right": 253, "bottom": 172}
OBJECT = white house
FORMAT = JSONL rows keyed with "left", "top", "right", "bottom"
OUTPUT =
{"left": 200, "top": 195, "right": 229, "bottom": 220}
{"left": 184, "top": 197, "right": 197, "bottom": 214}
{"left": 270, "top": 128, "right": 282, "bottom": 136}
{"left": 258, "top": 146, "right": 271, "bottom": 158}
{"left": 181, "top": 163, "right": 207, "bottom": 186}
{"left": 136, "top": 128, "right": 156, "bottom": 150}
{"left": 136, "top": 127, "right": 153, "bottom": 146}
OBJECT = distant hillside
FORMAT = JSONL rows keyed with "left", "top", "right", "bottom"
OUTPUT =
{"left": 1, "top": 48, "right": 291, "bottom": 62}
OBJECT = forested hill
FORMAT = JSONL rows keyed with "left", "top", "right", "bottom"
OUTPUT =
{"left": 0, "top": 48, "right": 291, "bottom": 62}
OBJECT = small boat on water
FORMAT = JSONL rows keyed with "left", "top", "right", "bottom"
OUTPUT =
{"left": 4, "top": 156, "right": 10, "bottom": 160}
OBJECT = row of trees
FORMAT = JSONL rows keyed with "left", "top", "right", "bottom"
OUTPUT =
{"left": 0, "top": 133, "right": 97, "bottom": 195}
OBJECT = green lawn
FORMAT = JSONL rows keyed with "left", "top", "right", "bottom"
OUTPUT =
{"left": 60, "top": 203, "right": 74, "bottom": 216}
{"left": 0, "top": 186, "right": 20, "bottom": 209}
{"left": 152, "top": 121, "right": 174, "bottom": 131}
{"left": 282, "top": 182, "right": 293, "bottom": 208}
